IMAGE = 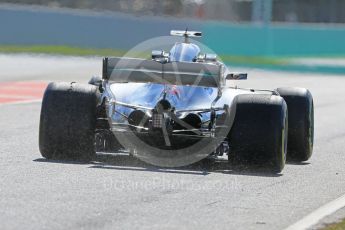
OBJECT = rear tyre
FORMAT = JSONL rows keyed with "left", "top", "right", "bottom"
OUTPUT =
{"left": 39, "top": 82, "right": 98, "bottom": 161}
{"left": 228, "top": 94, "right": 288, "bottom": 173}
{"left": 276, "top": 87, "right": 314, "bottom": 161}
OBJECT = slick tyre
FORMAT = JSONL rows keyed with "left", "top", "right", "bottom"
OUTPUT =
{"left": 276, "top": 87, "right": 314, "bottom": 161}
{"left": 229, "top": 94, "right": 288, "bottom": 173}
{"left": 39, "top": 82, "right": 98, "bottom": 161}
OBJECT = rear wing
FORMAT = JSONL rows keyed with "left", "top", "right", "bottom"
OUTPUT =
{"left": 170, "top": 30, "right": 202, "bottom": 43}
{"left": 103, "top": 57, "right": 223, "bottom": 88}
{"left": 170, "top": 30, "right": 202, "bottom": 38}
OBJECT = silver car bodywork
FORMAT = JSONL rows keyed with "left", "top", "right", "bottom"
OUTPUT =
{"left": 99, "top": 30, "right": 275, "bottom": 152}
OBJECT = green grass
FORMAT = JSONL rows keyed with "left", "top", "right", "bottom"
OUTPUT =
{"left": 323, "top": 219, "right": 345, "bottom": 230}
{"left": 0, "top": 45, "right": 127, "bottom": 56}
{"left": 0, "top": 44, "right": 289, "bottom": 66}
{"left": 220, "top": 55, "right": 288, "bottom": 66}
{"left": 2, "top": 44, "right": 345, "bottom": 74}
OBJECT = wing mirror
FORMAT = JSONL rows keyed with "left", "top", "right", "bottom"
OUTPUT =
{"left": 205, "top": 54, "right": 217, "bottom": 62}
{"left": 152, "top": 50, "right": 168, "bottom": 59}
{"left": 196, "top": 53, "right": 217, "bottom": 62}
{"left": 226, "top": 73, "right": 248, "bottom": 80}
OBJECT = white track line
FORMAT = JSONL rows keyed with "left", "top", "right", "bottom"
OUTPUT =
{"left": 0, "top": 99, "right": 42, "bottom": 106}
{"left": 285, "top": 193, "right": 345, "bottom": 230}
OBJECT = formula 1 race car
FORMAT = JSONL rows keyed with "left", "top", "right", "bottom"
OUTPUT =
{"left": 39, "top": 30, "right": 314, "bottom": 172}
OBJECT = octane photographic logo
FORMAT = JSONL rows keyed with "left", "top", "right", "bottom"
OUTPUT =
{"left": 102, "top": 175, "right": 240, "bottom": 193}
{"left": 108, "top": 36, "right": 235, "bottom": 168}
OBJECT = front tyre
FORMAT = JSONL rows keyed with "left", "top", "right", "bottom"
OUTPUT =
{"left": 229, "top": 94, "right": 288, "bottom": 173}
{"left": 39, "top": 82, "right": 98, "bottom": 161}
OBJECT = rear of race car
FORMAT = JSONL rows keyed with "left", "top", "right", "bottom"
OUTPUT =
{"left": 101, "top": 57, "right": 235, "bottom": 152}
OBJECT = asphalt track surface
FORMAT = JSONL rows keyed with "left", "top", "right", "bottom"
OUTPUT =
{"left": 0, "top": 54, "right": 345, "bottom": 230}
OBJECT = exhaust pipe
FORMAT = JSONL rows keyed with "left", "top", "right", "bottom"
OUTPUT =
{"left": 128, "top": 110, "right": 149, "bottom": 127}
